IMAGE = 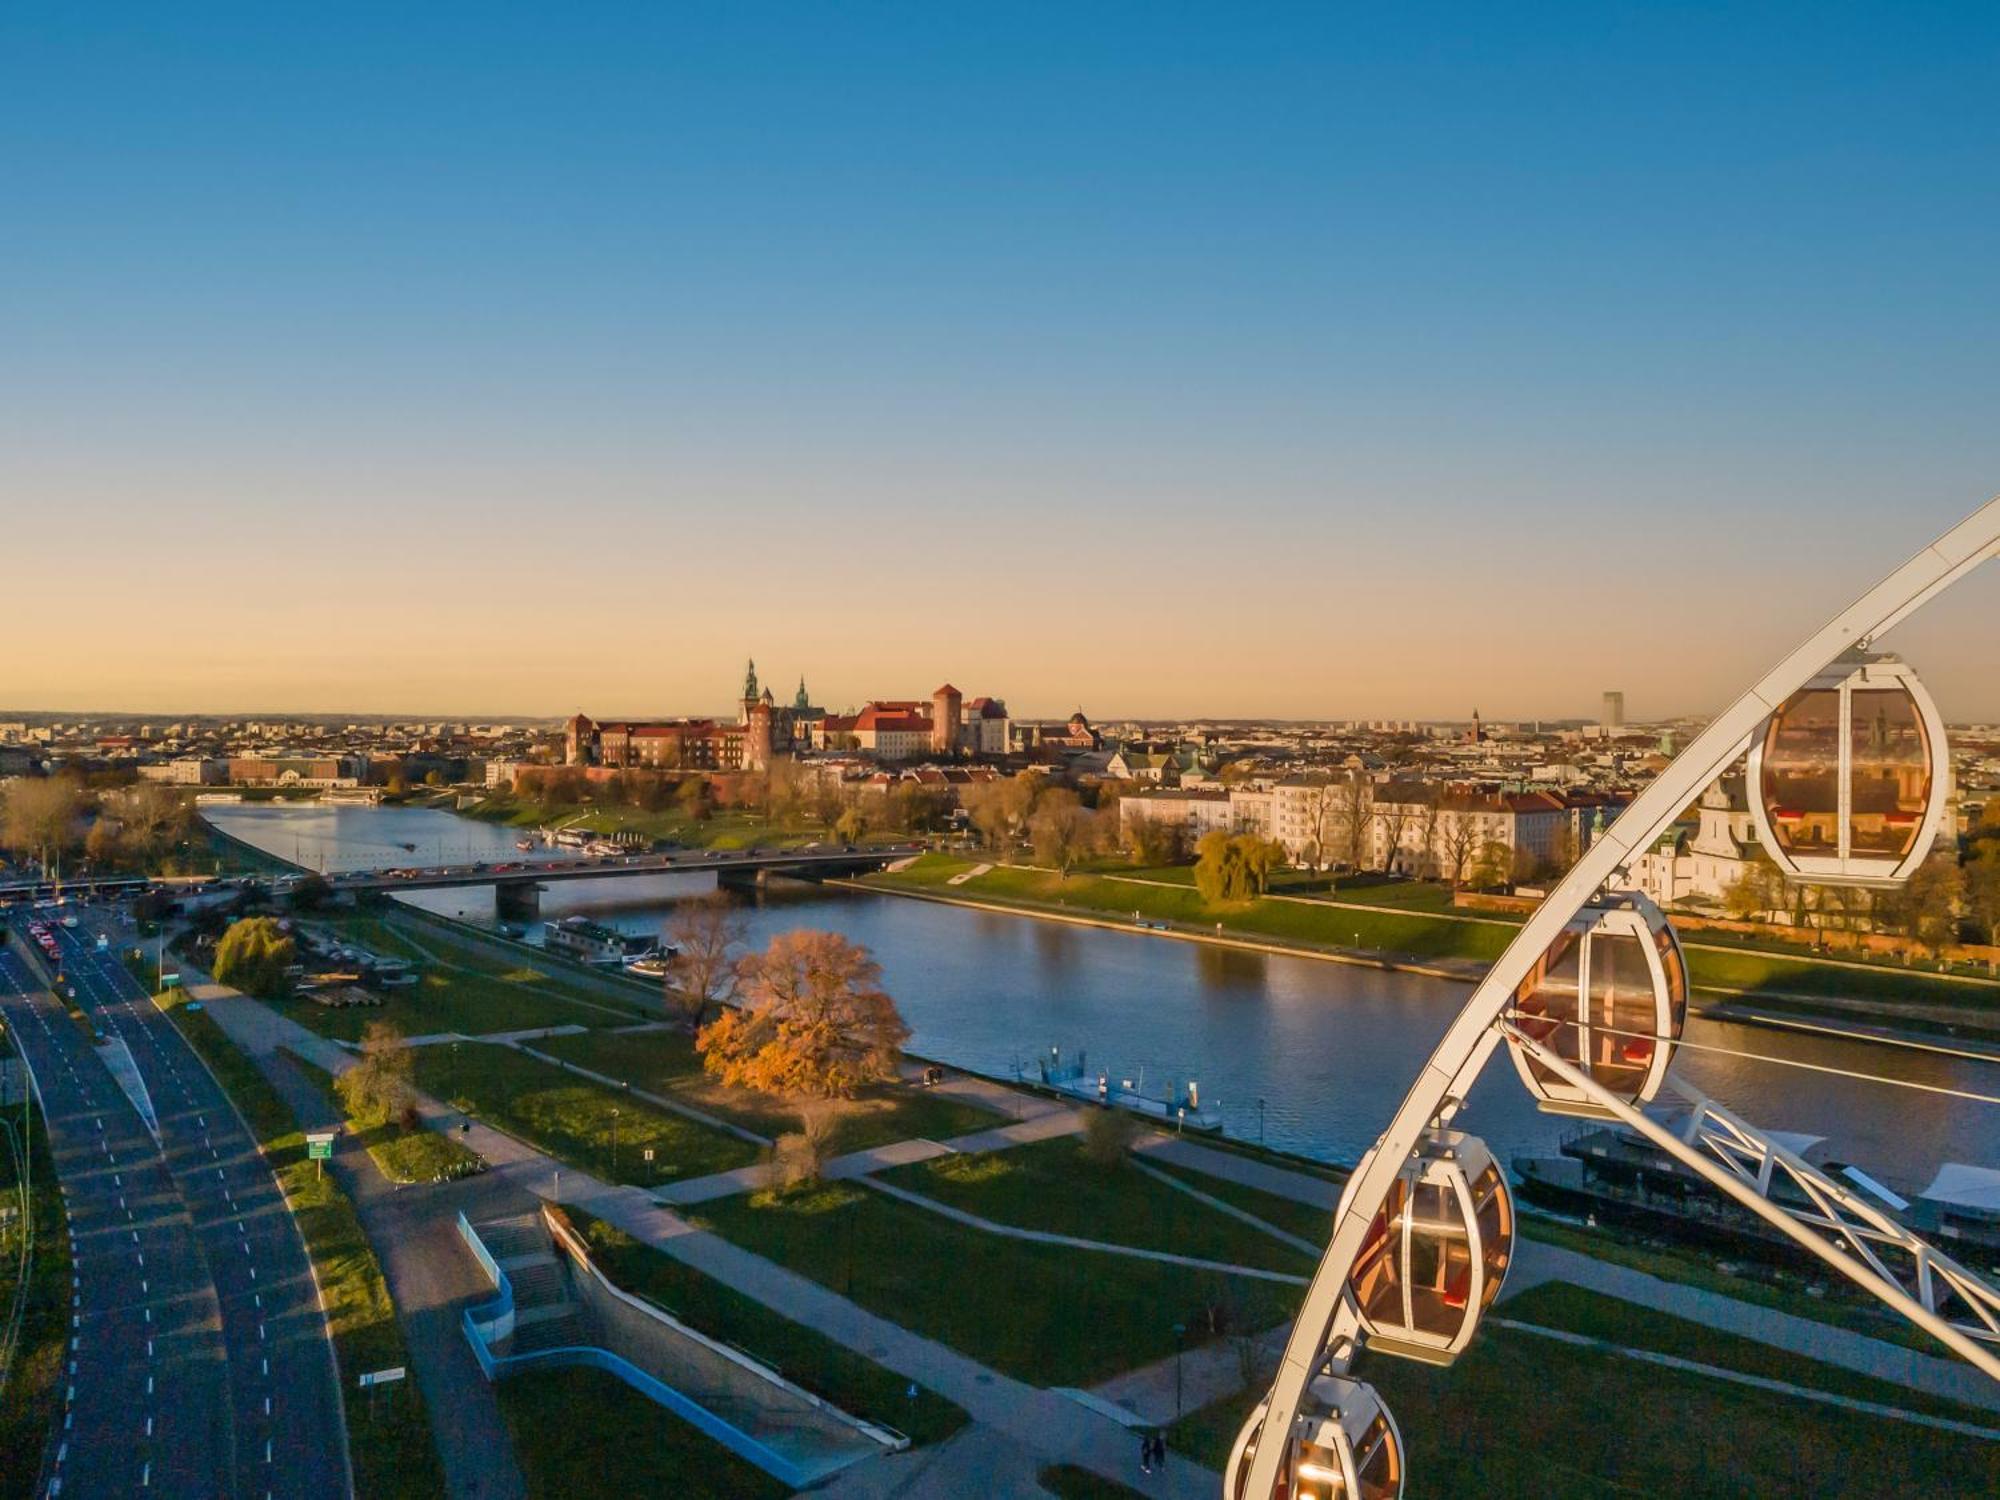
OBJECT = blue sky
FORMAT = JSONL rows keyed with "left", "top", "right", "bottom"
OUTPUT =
{"left": 4, "top": 4, "right": 1998, "bottom": 719}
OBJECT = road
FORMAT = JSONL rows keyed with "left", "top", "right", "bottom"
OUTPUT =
{"left": 0, "top": 945, "right": 233, "bottom": 1497}
{"left": 21, "top": 911, "right": 352, "bottom": 1498}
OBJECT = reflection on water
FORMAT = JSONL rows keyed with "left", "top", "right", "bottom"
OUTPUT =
{"left": 205, "top": 803, "right": 1998, "bottom": 1184}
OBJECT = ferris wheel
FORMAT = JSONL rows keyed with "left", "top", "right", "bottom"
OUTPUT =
{"left": 1229, "top": 496, "right": 2000, "bottom": 1500}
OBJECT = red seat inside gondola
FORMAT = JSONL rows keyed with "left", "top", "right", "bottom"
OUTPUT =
{"left": 1619, "top": 1039, "right": 1654, "bottom": 1064}
{"left": 1441, "top": 1266, "right": 1471, "bottom": 1309}
{"left": 1772, "top": 807, "right": 1804, "bottom": 822}
{"left": 1883, "top": 811, "right": 1918, "bottom": 827}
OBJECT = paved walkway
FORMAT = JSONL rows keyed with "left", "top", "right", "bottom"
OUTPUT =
{"left": 658, "top": 1102, "right": 1085, "bottom": 1206}
{"left": 857, "top": 1176, "right": 1308, "bottom": 1286}
{"left": 399, "top": 1024, "right": 588, "bottom": 1048}
{"left": 1131, "top": 1160, "right": 1321, "bottom": 1257}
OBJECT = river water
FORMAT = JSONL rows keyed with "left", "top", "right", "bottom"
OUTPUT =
{"left": 203, "top": 802, "right": 1997, "bottom": 1186}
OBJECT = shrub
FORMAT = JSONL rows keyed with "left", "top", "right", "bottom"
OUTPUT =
{"left": 1080, "top": 1107, "right": 1139, "bottom": 1170}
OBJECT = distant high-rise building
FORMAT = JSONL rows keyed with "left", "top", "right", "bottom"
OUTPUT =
{"left": 1602, "top": 691, "right": 1626, "bottom": 728}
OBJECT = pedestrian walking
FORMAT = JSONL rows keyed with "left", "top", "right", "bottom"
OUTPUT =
{"left": 1153, "top": 1431, "right": 1169, "bottom": 1468}
{"left": 1139, "top": 1428, "right": 1153, "bottom": 1474}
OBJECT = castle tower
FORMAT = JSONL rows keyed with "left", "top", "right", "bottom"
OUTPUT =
{"left": 931, "top": 683, "right": 963, "bottom": 756}
{"left": 740, "top": 658, "right": 759, "bottom": 724}
{"left": 746, "top": 699, "right": 774, "bottom": 772}
{"left": 564, "top": 712, "right": 595, "bottom": 766}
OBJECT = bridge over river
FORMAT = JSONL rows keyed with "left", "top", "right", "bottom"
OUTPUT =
{"left": 243, "top": 842, "right": 919, "bottom": 917}
{"left": 4, "top": 844, "right": 918, "bottom": 918}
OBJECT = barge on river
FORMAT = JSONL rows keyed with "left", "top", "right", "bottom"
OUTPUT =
{"left": 544, "top": 915, "right": 660, "bottom": 968}
{"left": 1514, "top": 1121, "right": 2000, "bottom": 1268}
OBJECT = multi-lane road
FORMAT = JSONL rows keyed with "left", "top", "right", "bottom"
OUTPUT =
{"left": 1, "top": 912, "right": 349, "bottom": 1499}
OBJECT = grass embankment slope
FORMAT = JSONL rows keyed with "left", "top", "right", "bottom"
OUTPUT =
{"left": 561, "top": 1208, "right": 968, "bottom": 1445}
{"left": 698, "top": 1165, "right": 1300, "bottom": 1388}
{"left": 277, "top": 914, "right": 649, "bottom": 1043}
{"left": 867, "top": 855, "right": 2000, "bottom": 1013}
{"left": 1168, "top": 1282, "right": 2000, "bottom": 1498}
{"left": 0, "top": 1076, "right": 68, "bottom": 1500}
{"left": 151, "top": 989, "right": 447, "bottom": 1500}
{"left": 495, "top": 1364, "right": 785, "bottom": 1500}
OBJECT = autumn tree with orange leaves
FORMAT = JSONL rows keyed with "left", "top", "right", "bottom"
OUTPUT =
{"left": 695, "top": 930, "right": 910, "bottom": 1099}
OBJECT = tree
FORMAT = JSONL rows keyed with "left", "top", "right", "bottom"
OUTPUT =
{"left": 1468, "top": 839, "right": 1513, "bottom": 891}
{"left": 84, "top": 816, "right": 123, "bottom": 867}
{"left": 697, "top": 931, "right": 909, "bottom": 1099}
{"left": 833, "top": 804, "right": 868, "bottom": 845}
{"left": 1080, "top": 1106, "right": 1138, "bottom": 1169}
{"left": 105, "top": 784, "right": 190, "bottom": 862}
{"left": 288, "top": 873, "right": 333, "bottom": 912}
{"left": 1123, "top": 812, "right": 1188, "bottom": 866}
{"left": 335, "top": 1020, "right": 415, "bottom": 1125}
{"left": 1, "top": 775, "right": 88, "bottom": 872}
{"left": 664, "top": 894, "right": 743, "bottom": 1029}
{"left": 212, "top": 916, "right": 296, "bottom": 998}
{"left": 1723, "top": 850, "right": 1785, "bottom": 923}
{"left": 1435, "top": 811, "right": 1481, "bottom": 888}
{"left": 1902, "top": 852, "right": 1965, "bottom": 957}
{"left": 1030, "top": 788, "right": 1096, "bottom": 877}
{"left": 674, "top": 776, "right": 712, "bottom": 823}
{"left": 1965, "top": 849, "right": 2000, "bottom": 946}
{"left": 963, "top": 773, "right": 1042, "bottom": 855}
{"left": 1194, "top": 832, "right": 1284, "bottom": 902}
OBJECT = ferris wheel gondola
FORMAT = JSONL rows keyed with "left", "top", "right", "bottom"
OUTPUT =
{"left": 1505, "top": 892, "right": 1687, "bottom": 1117}
{"left": 1343, "top": 1129, "right": 1513, "bottom": 1366}
{"left": 1746, "top": 652, "right": 1950, "bottom": 887}
{"left": 1228, "top": 1375, "right": 1405, "bottom": 1500}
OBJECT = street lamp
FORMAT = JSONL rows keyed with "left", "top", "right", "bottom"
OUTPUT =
{"left": 1173, "top": 1322, "right": 1187, "bottom": 1420}
{"left": 610, "top": 1108, "right": 620, "bottom": 1177}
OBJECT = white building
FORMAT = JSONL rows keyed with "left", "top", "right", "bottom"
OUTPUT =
{"left": 1623, "top": 781, "right": 1763, "bottom": 908}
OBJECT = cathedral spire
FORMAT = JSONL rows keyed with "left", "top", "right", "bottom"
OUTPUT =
{"left": 742, "top": 657, "right": 759, "bottom": 704}
{"left": 794, "top": 675, "right": 810, "bottom": 712}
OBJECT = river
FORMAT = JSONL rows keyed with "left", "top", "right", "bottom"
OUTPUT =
{"left": 202, "top": 802, "right": 1998, "bottom": 1187}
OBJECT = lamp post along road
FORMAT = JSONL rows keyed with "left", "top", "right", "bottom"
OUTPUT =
{"left": 1237, "top": 495, "right": 2000, "bottom": 1500}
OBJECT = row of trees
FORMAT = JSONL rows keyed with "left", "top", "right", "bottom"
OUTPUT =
{"left": 1721, "top": 819, "right": 2000, "bottom": 954}
{"left": 1, "top": 776, "right": 194, "bottom": 875}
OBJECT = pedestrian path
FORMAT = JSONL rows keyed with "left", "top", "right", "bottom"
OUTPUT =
{"left": 856, "top": 1175, "right": 1309, "bottom": 1285}
{"left": 657, "top": 1101, "right": 1085, "bottom": 1206}
{"left": 1131, "top": 1159, "right": 1321, "bottom": 1256}
{"left": 398, "top": 1023, "right": 589, "bottom": 1048}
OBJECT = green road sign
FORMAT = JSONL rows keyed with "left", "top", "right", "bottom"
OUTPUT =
{"left": 306, "top": 1131, "right": 336, "bottom": 1161}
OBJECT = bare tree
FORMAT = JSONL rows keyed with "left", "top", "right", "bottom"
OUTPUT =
{"left": 665, "top": 893, "right": 744, "bottom": 1030}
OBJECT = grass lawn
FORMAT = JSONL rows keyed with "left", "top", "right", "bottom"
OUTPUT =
{"left": 151, "top": 990, "right": 447, "bottom": 1499}
{"left": 412, "top": 1042, "right": 760, "bottom": 1185}
{"left": 697, "top": 1180, "right": 1299, "bottom": 1387}
{"left": 561, "top": 1208, "right": 967, "bottom": 1445}
{"left": 878, "top": 1137, "right": 1317, "bottom": 1275}
{"left": 1038, "top": 1465, "right": 1149, "bottom": 1500}
{"left": 0, "top": 1082, "right": 68, "bottom": 1500}
{"left": 1518, "top": 1214, "right": 1941, "bottom": 1355}
{"left": 1140, "top": 1160, "right": 1333, "bottom": 1249}
{"left": 495, "top": 1364, "right": 785, "bottom": 1500}
{"left": 287, "top": 1052, "right": 485, "bottom": 1186}
{"left": 1502, "top": 1282, "right": 1998, "bottom": 1425}
{"left": 532, "top": 1027, "right": 1004, "bottom": 1151}
{"left": 1169, "top": 1284, "right": 2000, "bottom": 1496}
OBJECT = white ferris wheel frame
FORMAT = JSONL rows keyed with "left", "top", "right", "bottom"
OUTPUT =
{"left": 1240, "top": 495, "right": 2000, "bottom": 1500}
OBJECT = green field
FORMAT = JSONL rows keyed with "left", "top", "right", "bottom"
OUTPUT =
{"left": 1139, "top": 1160, "right": 1334, "bottom": 1248}
{"left": 412, "top": 1043, "right": 760, "bottom": 1186}
{"left": 0, "top": 1083, "right": 68, "bottom": 1500}
{"left": 564, "top": 1209, "right": 967, "bottom": 1444}
{"left": 697, "top": 1179, "right": 1298, "bottom": 1387}
{"left": 532, "top": 1027, "right": 1003, "bottom": 1152}
{"left": 286, "top": 1051, "right": 485, "bottom": 1185}
{"left": 877, "top": 1137, "right": 1317, "bottom": 1275}
{"left": 1167, "top": 1283, "right": 2000, "bottom": 1497}
{"left": 152, "top": 990, "right": 447, "bottom": 1500}
{"left": 495, "top": 1364, "right": 785, "bottom": 1500}
{"left": 867, "top": 855, "right": 2000, "bottom": 1012}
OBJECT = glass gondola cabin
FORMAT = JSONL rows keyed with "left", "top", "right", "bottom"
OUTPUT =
{"left": 1506, "top": 892, "right": 1687, "bottom": 1117}
{"left": 1747, "top": 653, "right": 1950, "bottom": 887}
{"left": 1228, "top": 1375, "right": 1405, "bottom": 1500}
{"left": 1344, "top": 1130, "right": 1512, "bottom": 1366}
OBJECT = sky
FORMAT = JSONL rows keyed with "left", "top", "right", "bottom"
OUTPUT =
{"left": 4, "top": 3, "right": 1999, "bottom": 722}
